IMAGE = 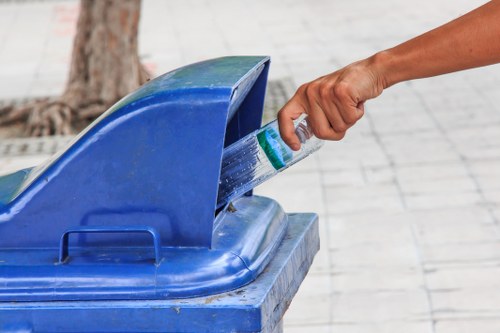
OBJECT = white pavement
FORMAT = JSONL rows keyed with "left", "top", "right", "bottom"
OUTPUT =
{"left": 1, "top": 0, "right": 500, "bottom": 332}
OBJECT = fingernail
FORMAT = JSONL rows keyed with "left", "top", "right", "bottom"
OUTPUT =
{"left": 291, "top": 143, "right": 300, "bottom": 151}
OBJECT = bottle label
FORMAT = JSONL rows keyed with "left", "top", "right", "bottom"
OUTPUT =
{"left": 257, "top": 128, "right": 293, "bottom": 170}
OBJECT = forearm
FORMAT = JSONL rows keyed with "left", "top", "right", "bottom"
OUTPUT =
{"left": 374, "top": 0, "right": 500, "bottom": 87}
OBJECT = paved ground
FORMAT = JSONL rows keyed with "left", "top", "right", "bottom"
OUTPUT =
{"left": 1, "top": 0, "right": 500, "bottom": 332}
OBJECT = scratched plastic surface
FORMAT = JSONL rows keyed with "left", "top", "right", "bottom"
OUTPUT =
{"left": 217, "top": 116, "right": 323, "bottom": 208}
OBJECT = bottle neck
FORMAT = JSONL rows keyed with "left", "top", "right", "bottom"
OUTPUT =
{"left": 295, "top": 117, "right": 314, "bottom": 144}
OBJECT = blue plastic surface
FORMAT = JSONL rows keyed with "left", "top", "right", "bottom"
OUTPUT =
{"left": 0, "top": 196, "right": 287, "bottom": 301}
{"left": 0, "top": 56, "right": 269, "bottom": 248}
{"left": 0, "top": 212, "right": 319, "bottom": 333}
{"left": 0, "top": 57, "right": 295, "bottom": 301}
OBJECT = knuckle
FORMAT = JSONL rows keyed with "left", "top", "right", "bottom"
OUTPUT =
{"left": 313, "top": 127, "right": 331, "bottom": 140}
{"left": 332, "top": 122, "right": 348, "bottom": 132}
{"left": 342, "top": 110, "right": 359, "bottom": 125}
{"left": 297, "top": 84, "right": 308, "bottom": 94}
{"left": 313, "top": 126, "right": 347, "bottom": 141}
{"left": 304, "top": 86, "right": 317, "bottom": 101}
{"left": 319, "top": 84, "right": 332, "bottom": 100}
{"left": 296, "top": 84, "right": 310, "bottom": 99}
{"left": 277, "top": 107, "right": 286, "bottom": 119}
{"left": 333, "top": 82, "right": 350, "bottom": 99}
{"left": 333, "top": 131, "right": 346, "bottom": 141}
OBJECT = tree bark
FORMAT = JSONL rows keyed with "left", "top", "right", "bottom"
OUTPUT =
{"left": 0, "top": 0, "right": 149, "bottom": 136}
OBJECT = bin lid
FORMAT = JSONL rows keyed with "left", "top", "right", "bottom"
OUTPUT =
{"left": 0, "top": 196, "right": 288, "bottom": 301}
{"left": 0, "top": 56, "right": 270, "bottom": 249}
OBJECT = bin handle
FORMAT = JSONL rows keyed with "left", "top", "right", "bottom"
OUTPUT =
{"left": 58, "top": 225, "right": 162, "bottom": 265}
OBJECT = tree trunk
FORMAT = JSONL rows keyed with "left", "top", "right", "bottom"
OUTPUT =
{"left": 0, "top": 0, "right": 149, "bottom": 136}
{"left": 65, "top": 0, "right": 148, "bottom": 115}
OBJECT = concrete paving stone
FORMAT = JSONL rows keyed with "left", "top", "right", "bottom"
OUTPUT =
{"left": 469, "top": 159, "right": 500, "bottom": 183}
{"left": 227, "top": 28, "right": 282, "bottom": 46}
{"left": 264, "top": 22, "right": 313, "bottom": 36}
{"left": 308, "top": 215, "right": 332, "bottom": 274}
{"left": 420, "top": 242, "right": 500, "bottom": 265}
{"left": 413, "top": 216, "right": 498, "bottom": 245}
{"left": 398, "top": 177, "right": 478, "bottom": 196}
{"left": 269, "top": 30, "right": 317, "bottom": 47}
{"left": 293, "top": 272, "right": 333, "bottom": 297}
{"left": 234, "top": 45, "right": 282, "bottom": 61}
{"left": 287, "top": 65, "right": 331, "bottom": 84}
{"left": 368, "top": 113, "right": 437, "bottom": 137}
{"left": 459, "top": 144, "right": 500, "bottom": 161}
{"left": 425, "top": 265, "right": 500, "bottom": 290}
{"left": 416, "top": 222, "right": 499, "bottom": 245}
{"left": 327, "top": 212, "right": 415, "bottom": 248}
{"left": 362, "top": 166, "right": 396, "bottom": 185}
{"left": 404, "top": 191, "right": 483, "bottom": 211}
{"left": 326, "top": 45, "right": 377, "bottom": 68}
{"left": 383, "top": 146, "right": 460, "bottom": 168}
{"left": 330, "top": 267, "right": 424, "bottom": 292}
{"left": 309, "top": 245, "right": 332, "bottom": 274}
{"left": 267, "top": 64, "right": 293, "bottom": 81}
{"left": 431, "top": 288, "right": 500, "bottom": 315}
{"left": 483, "top": 190, "right": 500, "bottom": 206}
{"left": 34, "top": 61, "right": 70, "bottom": 76}
{"left": 402, "top": 205, "right": 494, "bottom": 226}
{"left": 0, "top": 79, "right": 32, "bottom": 100}
{"left": 438, "top": 109, "right": 500, "bottom": 131}
{"left": 422, "top": 85, "right": 493, "bottom": 110}
{"left": 284, "top": 273, "right": 333, "bottom": 326}
{"left": 321, "top": 167, "right": 366, "bottom": 188}
{"left": 0, "top": 155, "right": 49, "bottom": 176}
{"left": 481, "top": 89, "right": 500, "bottom": 110}
{"left": 317, "top": 137, "right": 391, "bottom": 172}
{"left": 492, "top": 208, "right": 500, "bottom": 221}
{"left": 324, "top": 182, "right": 405, "bottom": 216}
{"left": 329, "top": 242, "right": 419, "bottom": 269}
{"left": 447, "top": 123, "right": 500, "bottom": 147}
{"left": 405, "top": 206, "right": 499, "bottom": 244}
{"left": 380, "top": 133, "right": 462, "bottom": 166}
{"left": 0, "top": 61, "right": 40, "bottom": 77}
{"left": 272, "top": 50, "right": 336, "bottom": 66}
{"left": 284, "top": 289, "right": 331, "bottom": 326}
{"left": 254, "top": 169, "right": 326, "bottom": 215}
{"left": 331, "top": 289, "right": 430, "bottom": 323}
{"left": 435, "top": 319, "right": 500, "bottom": 333}
{"left": 325, "top": 193, "right": 405, "bottom": 216}
{"left": 328, "top": 321, "right": 433, "bottom": 333}
{"left": 284, "top": 324, "right": 331, "bottom": 333}
{"left": 394, "top": 161, "right": 470, "bottom": 184}
{"left": 402, "top": 205, "right": 499, "bottom": 244}
{"left": 27, "top": 81, "right": 65, "bottom": 98}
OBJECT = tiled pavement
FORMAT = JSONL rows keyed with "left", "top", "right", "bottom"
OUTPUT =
{"left": 1, "top": 0, "right": 500, "bottom": 332}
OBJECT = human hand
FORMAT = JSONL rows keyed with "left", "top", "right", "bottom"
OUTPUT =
{"left": 278, "top": 55, "right": 388, "bottom": 150}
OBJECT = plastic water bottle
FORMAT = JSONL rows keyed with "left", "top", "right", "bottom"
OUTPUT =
{"left": 217, "top": 116, "right": 323, "bottom": 208}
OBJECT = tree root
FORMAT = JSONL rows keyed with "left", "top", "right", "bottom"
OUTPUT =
{"left": 0, "top": 98, "right": 108, "bottom": 137}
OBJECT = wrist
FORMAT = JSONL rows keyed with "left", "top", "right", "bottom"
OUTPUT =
{"left": 368, "top": 50, "right": 399, "bottom": 89}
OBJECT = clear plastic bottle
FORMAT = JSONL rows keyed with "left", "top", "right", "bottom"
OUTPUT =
{"left": 217, "top": 116, "right": 323, "bottom": 208}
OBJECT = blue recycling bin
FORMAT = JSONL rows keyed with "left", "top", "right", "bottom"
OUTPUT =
{"left": 0, "top": 56, "right": 319, "bottom": 332}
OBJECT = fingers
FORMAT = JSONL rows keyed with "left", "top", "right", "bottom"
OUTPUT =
{"left": 332, "top": 82, "right": 365, "bottom": 126}
{"left": 305, "top": 83, "right": 346, "bottom": 140}
{"left": 277, "top": 97, "right": 305, "bottom": 151}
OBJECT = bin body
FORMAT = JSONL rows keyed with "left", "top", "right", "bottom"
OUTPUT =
{"left": 1, "top": 211, "right": 318, "bottom": 332}
{"left": 0, "top": 57, "right": 320, "bottom": 332}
